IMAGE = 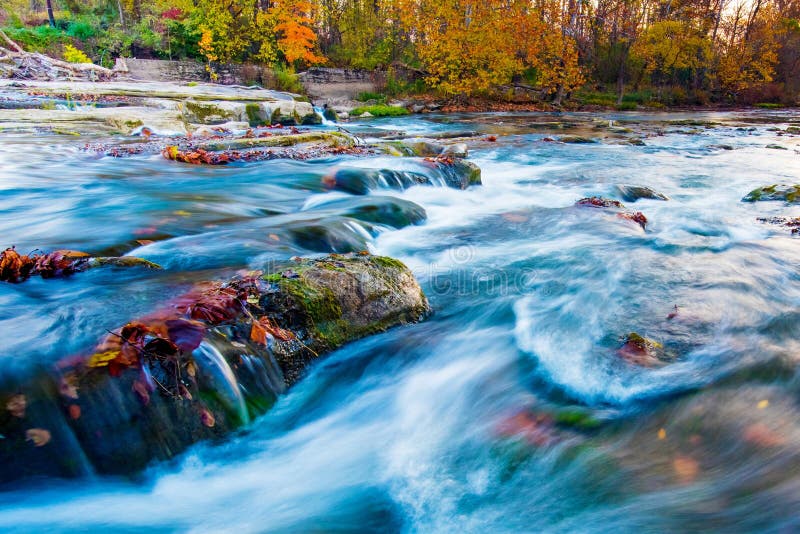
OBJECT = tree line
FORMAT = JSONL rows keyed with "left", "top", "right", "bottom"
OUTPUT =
{"left": 2, "top": 0, "right": 798, "bottom": 104}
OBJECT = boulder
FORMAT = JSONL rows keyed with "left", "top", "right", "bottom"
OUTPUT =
{"left": 743, "top": 184, "right": 800, "bottom": 203}
{"left": 616, "top": 332, "right": 664, "bottom": 366}
{"left": 322, "top": 108, "right": 338, "bottom": 122}
{"left": 322, "top": 168, "right": 432, "bottom": 195}
{"left": 0, "top": 254, "right": 430, "bottom": 482}
{"left": 614, "top": 185, "right": 669, "bottom": 202}
{"left": 307, "top": 196, "right": 427, "bottom": 229}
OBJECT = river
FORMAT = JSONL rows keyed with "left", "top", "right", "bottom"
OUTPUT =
{"left": 1, "top": 110, "right": 800, "bottom": 532}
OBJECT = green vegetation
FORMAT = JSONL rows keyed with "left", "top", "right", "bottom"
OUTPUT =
{"left": 351, "top": 105, "right": 410, "bottom": 117}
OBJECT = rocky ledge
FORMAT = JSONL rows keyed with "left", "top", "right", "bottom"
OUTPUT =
{"left": 0, "top": 253, "right": 429, "bottom": 483}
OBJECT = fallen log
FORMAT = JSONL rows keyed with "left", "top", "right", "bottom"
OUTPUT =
{"left": 0, "top": 29, "right": 115, "bottom": 81}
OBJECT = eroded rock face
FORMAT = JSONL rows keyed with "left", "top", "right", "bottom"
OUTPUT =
{"left": 0, "top": 254, "right": 429, "bottom": 482}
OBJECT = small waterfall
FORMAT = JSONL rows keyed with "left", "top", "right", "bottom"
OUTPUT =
{"left": 313, "top": 105, "right": 335, "bottom": 126}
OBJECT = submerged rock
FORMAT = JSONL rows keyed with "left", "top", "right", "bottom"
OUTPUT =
{"left": 576, "top": 197, "right": 625, "bottom": 209}
{"left": 614, "top": 185, "right": 670, "bottom": 202}
{"left": 560, "top": 136, "right": 598, "bottom": 144}
{"left": 743, "top": 184, "right": 800, "bottom": 203}
{"left": 322, "top": 159, "right": 481, "bottom": 194}
{"left": 575, "top": 197, "right": 648, "bottom": 229}
{"left": 323, "top": 168, "right": 430, "bottom": 194}
{"left": 757, "top": 216, "right": 800, "bottom": 234}
{"left": 0, "top": 254, "right": 429, "bottom": 481}
{"left": 308, "top": 196, "right": 427, "bottom": 229}
{"left": 617, "top": 332, "right": 664, "bottom": 366}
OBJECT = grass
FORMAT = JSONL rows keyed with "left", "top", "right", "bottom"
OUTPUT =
{"left": 356, "top": 92, "right": 387, "bottom": 103}
{"left": 755, "top": 102, "right": 783, "bottom": 109}
{"left": 351, "top": 104, "right": 409, "bottom": 117}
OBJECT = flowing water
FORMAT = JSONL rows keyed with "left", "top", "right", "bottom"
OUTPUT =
{"left": 1, "top": 111, "right": 800, "bottom": 532}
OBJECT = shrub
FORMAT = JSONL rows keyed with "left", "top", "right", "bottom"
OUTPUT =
{"left": 356, "top": 91, "right": 386, "bottom": 102}
{"left": 615, "top": 102, "right": 637, "bottom": 111}
{"left": 3, "top": 24, "right": 64, "bottom": 52}
{"left": 272, "top": 64, "right": 304, "bottom": 93}
{"left": 63, "top": 43, "right": 92, "bottom": 63}
{"left": 350, "top": 104, "right": 409, "bottom": 117}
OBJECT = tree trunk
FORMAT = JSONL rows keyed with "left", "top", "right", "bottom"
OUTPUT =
{"left": 616, "top": 54, "right": 626, "bottom": 105}
{"left": 46, "top": 0, "right": 56, "bottom": 27}
{"left": 117, "top": 0, "right": 125, "bottom": 26}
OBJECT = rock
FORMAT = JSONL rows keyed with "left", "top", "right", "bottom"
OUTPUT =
{"left": 617, "top": 332, "right": 664, "bottom": 366}
{"left": 766, "top": 144, "right": 788, "bottom": 150}
{"left": 307, "top": 196, "right": 427, "bottom": 229}
{"left": 441, "top": 143, "right": 469, "bottom": 158}
{"left": 300, "top": 112, "right": 323, "bottom": 126}
{"left": 381, "top": 140, "right": 468, "bottom": 159}
{"left": 626, "top": 138, "right": 646, "bottom": 146}
{"left": 575, "top": 197, "right": 648, "bottom": 229}
{"left": 181, "top": 99, "right": 247, "bottom": 124}
{"left": 576, "top": 197, "right": 625, "bottom": 209}
{"left": 756, "top": 216, "right": 800, "bottom": 234}
{"left": 360, "top": 111, "right": 374, "bottom": 118}
{"left": 322, "top": 108, "right": 338, "bottom": 122}
{"left": 245, "top": 102, "right": 270, "bottom": 126}
{"left": 411, "top": 104, "right": 425, "bottom": 113}
{"left": 429, "top": 158, "right": 482, "bottom": 189}
{"left": 0, "top": 254, "right": 430, "bottom": 481}
{"left": 742, "top": 184, "right": 800, "bottom": 203}
{"left": 268, "top": 101, "right": 314, "bottom": 126}
{"left": 322, "top": 168, "right": 430, "bottom": 195}
{"left": 285, "top": 218, "right": 374, "bottom": 252}
{"left": 382, "top": 140, "right": 446, "bottom": 157}
{"left": 560, "top": 136, "right": 598, "bottom": 144}
{"left": 614, "top": 185, "right": 669, "bottom": 202}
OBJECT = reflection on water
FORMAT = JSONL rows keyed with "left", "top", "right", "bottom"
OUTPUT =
{"left": 1, "top": 111, "right": 800, "bottom": 532}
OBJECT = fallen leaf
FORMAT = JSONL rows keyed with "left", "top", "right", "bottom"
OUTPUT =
{"left": 658, "top": 428, "right": 667, "bottom": 440}
{"left": 165, "top": 318, "right": 206, "bottom": 353}
{"left": 200, "top": 407, "right": 215, "bottom": 427}
{"left": 673, "top": 455, "right": 699, "bottom": 484}
{"left": 68, "top": 404, "right": 81, "bottom": 420}
{"left": 25, "top": 428, "right": 51, "bottom": 447}
{"left": 87, "top": 350, "right": 121, "bottom": 368}
{"left": 757, "top": 399, "right": 769, "bottom": 409}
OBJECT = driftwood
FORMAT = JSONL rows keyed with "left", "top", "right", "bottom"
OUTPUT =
{"left": 0, "top": 29, "right": 116, "bottom": 81}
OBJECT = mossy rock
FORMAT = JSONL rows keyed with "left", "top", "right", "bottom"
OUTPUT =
{"left": 381, "top": 140, "right": 446, "bottom": 157}
{"left": 560, "top": 136, "right": 598, "bottom": 144}
{"left": 743, "top": 184, "right": 800, "bottom": 203}
{"left": 182, "top": 99, "right": 244, "bottom": 125}
{"left": 323, "top": 108, "right": 338, "bottom": 122}
{"left": 245, "top": 103, "right": 269, "bottom": 127}
{"left": 264, "top": 254, "right": 430, "bottom": 383}
{"left": 0, "top": 253, "right": 429, "bottom": 482}
{"left": 614, "top": 185, "right": 669, "bottom": 202}
{"left": 300, "top": 112, "right": 322, "bottom": 126}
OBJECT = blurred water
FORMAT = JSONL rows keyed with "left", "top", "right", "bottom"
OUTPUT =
{"left": 2, "top": 111, "right": 800, "bottom": 532}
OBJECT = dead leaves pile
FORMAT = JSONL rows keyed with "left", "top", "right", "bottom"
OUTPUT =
{"left": 0, "top": 246, "right": 158, "bottom": 283}
{"left": 0, "top": 247, "right": 89, "bottom": 283}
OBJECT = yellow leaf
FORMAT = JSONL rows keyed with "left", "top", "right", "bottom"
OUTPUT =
{"left": 88, "top": 350, "right": 121, "bottom": 367}
{"left": 757, "top": 399, "right": 769, "bottom": 409}
{"left": 658, "top": 428, "right": 667, "bottom": 440}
